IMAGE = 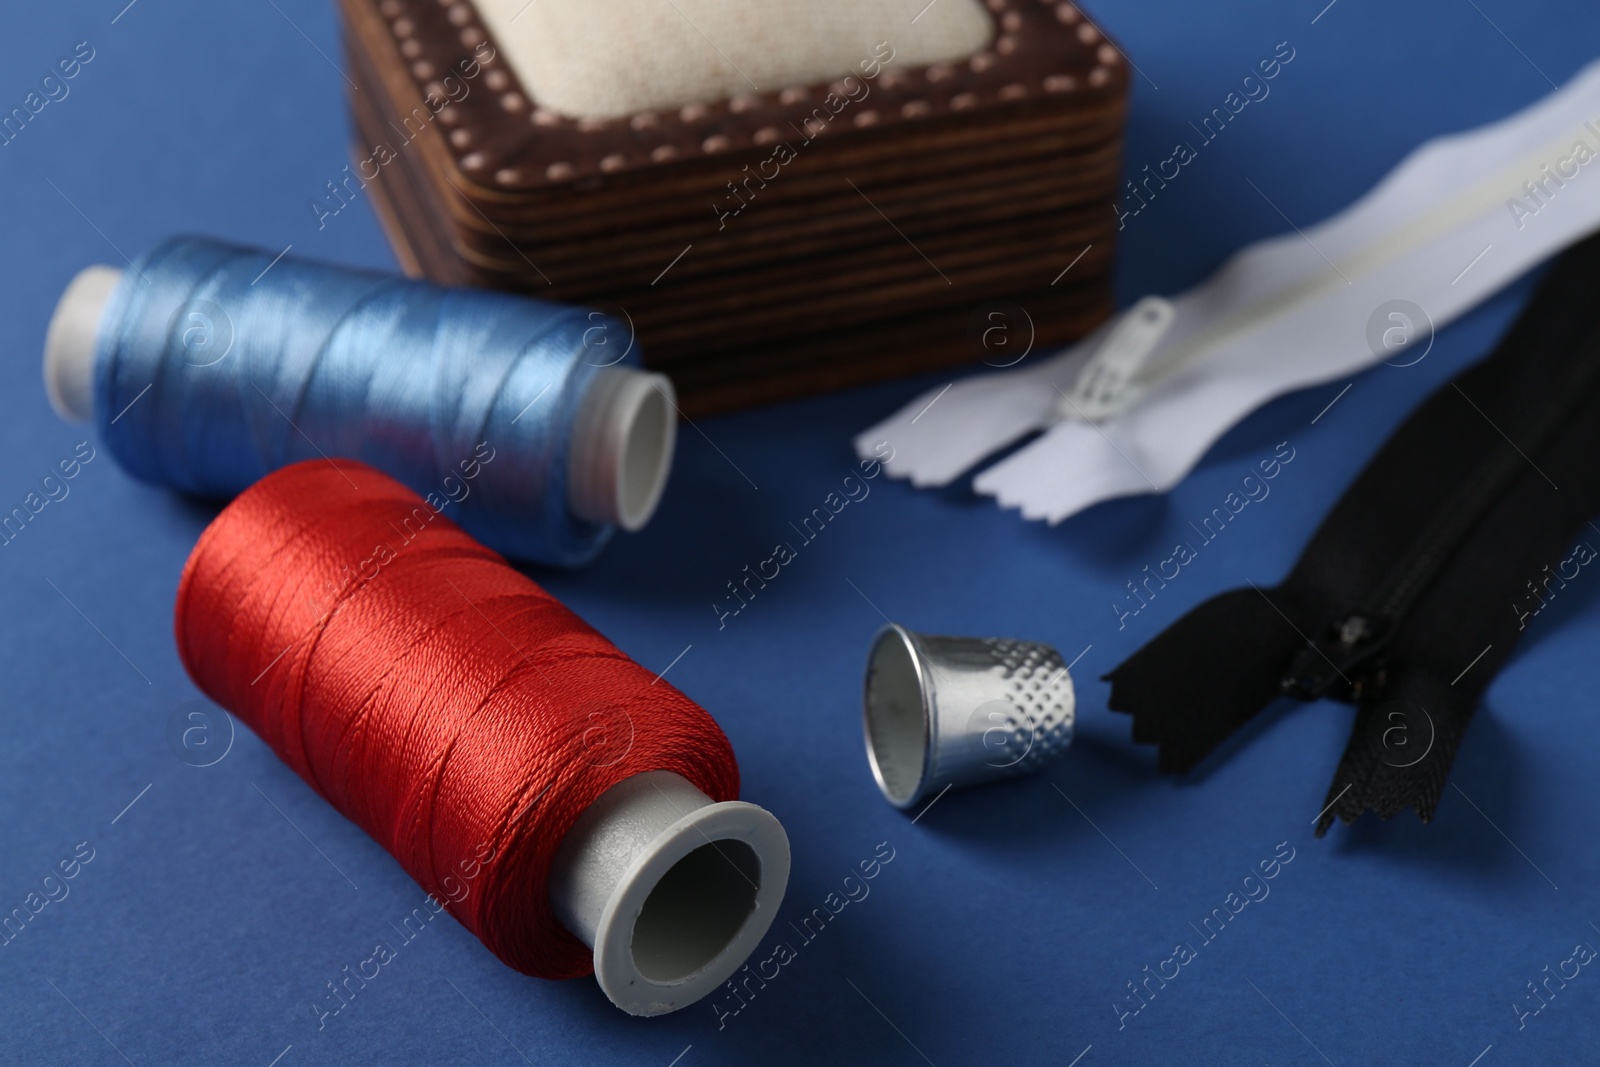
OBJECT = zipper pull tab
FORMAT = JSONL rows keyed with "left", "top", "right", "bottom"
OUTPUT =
{"left": 1280, "top": 613, "right": 1390, "bottom": 702}
{"left": 1056, "top": 296, "right": 1176, "bottom": 422}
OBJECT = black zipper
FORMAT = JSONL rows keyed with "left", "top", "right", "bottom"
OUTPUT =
{"left": 1280, "top": 343, "right": 1600, "bottom": 704}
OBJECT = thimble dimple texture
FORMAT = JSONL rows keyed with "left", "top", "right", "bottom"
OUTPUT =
{"left": 984, "top": 638, "right": 1074, "bottom": 777}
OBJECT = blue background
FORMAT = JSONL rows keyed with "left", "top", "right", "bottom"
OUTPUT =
{"left": 3, "top": 2, "right": 1599, "bottom": 1065}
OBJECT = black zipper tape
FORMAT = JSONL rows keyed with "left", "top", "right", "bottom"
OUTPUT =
{"left": 1105, "top": 230, "right": 1600, "bottom": 833}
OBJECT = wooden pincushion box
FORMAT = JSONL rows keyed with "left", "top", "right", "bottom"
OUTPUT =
{"left": 337, "top": 0, "right": 1131, "bottom": 414}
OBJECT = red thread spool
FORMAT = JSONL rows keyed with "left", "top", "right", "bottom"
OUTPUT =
{"left": 174, "top": 459, "right": 788, "bottom": 1015}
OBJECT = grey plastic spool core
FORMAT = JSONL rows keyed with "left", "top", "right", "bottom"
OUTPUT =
{"left": 568, "top": 366, "right": 677, "bottom": 531}
{"left": 43, "top": 265, "right": 120, "bottom": 423}
{"left": 631, "top": 838, "right": 761, "bottom": 982}
{"left": 547, "top": 770, "right": 790, "bottom": 1016}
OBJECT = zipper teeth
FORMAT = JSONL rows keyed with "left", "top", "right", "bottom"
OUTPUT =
{"left": 1366, "top": 336, "right": 1600, "bottom": 628}
{"left": 1370, "top": 442, "right": 1531, "bottom": 621}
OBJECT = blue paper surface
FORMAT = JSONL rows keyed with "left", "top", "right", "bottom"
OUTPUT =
{"left": 3, "top": 2, "right": 1599, "bottom": 1064}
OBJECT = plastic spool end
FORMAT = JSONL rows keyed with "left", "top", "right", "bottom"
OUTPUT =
{"left": 863, "top": 625, "right": 933, "bottom": 810}
{"left": 43, "top": 265, "right": 121, "bottom": 423}
{"left": 568, "top": 367, "right": 677, "bottom": 532}
{"left": 548, "top": 770, "right": 789, "bottom": 1017}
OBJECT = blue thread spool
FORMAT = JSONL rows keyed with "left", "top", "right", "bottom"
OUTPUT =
{"left": 42, "top": 237, "right": 676, "bottom": 566}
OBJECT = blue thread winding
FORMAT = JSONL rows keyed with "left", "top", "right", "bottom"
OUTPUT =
{"left": 93, "top": 236, "right": 628, "bottom": 566}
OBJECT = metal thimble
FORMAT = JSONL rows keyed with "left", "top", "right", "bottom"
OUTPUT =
{"left": 862, "top": 624, "right": 1075, "bottom": 809}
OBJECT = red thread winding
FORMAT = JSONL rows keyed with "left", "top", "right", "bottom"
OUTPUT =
{"left": 174, "top": 459, "right": 739, "bottom": 979}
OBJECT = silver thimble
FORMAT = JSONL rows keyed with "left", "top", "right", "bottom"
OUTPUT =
{"left": 863, "top": 624, "right": 1075, "bottom": 809}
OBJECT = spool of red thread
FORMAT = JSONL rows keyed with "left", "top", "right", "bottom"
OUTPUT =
{"left": 174, "top": 459, "right": 788, "bottom": 1016}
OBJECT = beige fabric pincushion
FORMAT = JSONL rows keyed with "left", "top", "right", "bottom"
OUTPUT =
{"left": 473, "top": 0, "right": 995, "bottom": 119}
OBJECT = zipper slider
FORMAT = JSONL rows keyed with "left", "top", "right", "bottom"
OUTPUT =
{"left": 1280, "top": 613, "right": 1390, "bottom": 702}
{"left": 1056, "top": 297, "right": 1176, "bottom": 421}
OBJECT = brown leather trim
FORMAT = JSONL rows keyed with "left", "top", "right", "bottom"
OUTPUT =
{"left": 343, "top": 0, "right": 1130, "bottom": 193}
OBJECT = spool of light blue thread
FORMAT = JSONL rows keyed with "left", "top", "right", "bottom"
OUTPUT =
{"left": 42, "top": 236, "right": 677, "bottom": 567}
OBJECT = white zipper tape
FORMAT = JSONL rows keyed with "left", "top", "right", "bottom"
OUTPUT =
{"left": 858, "top": 57, "right": 1600, "bottom": 521}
